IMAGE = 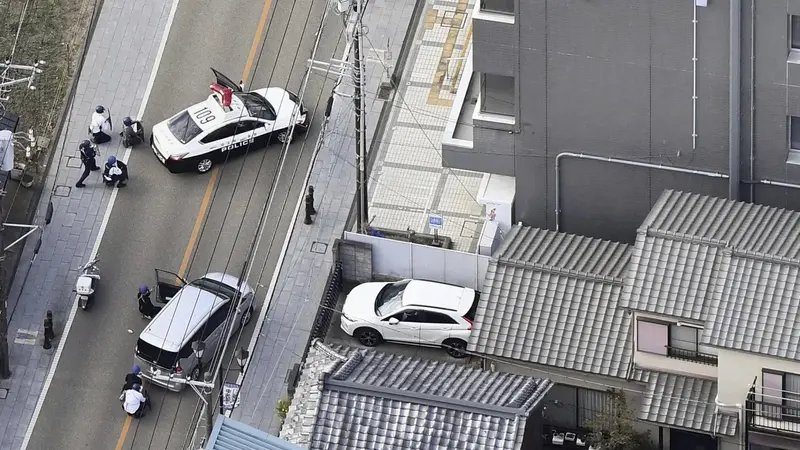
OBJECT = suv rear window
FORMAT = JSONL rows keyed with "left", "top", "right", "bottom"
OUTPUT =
{"left": 136, "top": 338, "right": 186, "bottom": 369}
{"left": 190, "top": 277, "right": 238, "bottom": 300}
{"left": 464, "top": 291, "right": 480, "bottom": 321}
{"left": 167, "top": 111, "right": 202, "bottom": 144}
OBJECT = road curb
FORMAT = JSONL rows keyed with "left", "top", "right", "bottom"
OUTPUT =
{"left": 5, "top": 0, "right": 106, "bottom": 306}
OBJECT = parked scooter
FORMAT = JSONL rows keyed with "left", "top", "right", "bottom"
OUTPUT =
{"left": 75, "top": 258, "right": 100, "bottom": 310}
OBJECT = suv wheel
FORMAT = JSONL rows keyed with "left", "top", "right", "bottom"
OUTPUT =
{"left": 444, "top": 339, "right": 468, "bottom": 358}
{"left": 355, "top": 328, "right": 382, "bottom": 347}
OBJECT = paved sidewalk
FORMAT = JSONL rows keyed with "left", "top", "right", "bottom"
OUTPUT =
{"left": 233, "top": 0, "right": 421, "bottom": 434}
{"left": 0, "top": 0, "right": 172, "bottom": 447}
{"left": 367, "top": 0, "right": 483, "bottom": 252}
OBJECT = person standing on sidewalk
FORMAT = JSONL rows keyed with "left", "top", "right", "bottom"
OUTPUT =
{"left": 75, "top": 140, "right": 100, "bottom": 188}
{"left": 89, "top": 105, "right": 112, "bottom": 144}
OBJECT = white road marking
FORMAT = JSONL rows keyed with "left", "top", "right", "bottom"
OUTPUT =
{"left": 20, "top": 0, "right": 182, "bottom": 446}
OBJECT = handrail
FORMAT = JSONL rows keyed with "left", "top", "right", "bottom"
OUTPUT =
{"left": 665, "top": 346, "right": 718, "bottom": 366}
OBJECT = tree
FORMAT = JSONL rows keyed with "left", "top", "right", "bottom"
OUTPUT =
{"left": 585, "top": 389, "right": 657, "bottom": 450}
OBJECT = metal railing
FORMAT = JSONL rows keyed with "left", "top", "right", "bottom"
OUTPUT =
{"left": 747, "top": 398, "right": 800, "bottom": 435}
{"left": 665, "top": 346, "right": 718, "bottom": 366}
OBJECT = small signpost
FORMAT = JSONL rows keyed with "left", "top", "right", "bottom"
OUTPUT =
{"left": 428, "top": 214, "right": 443, "bottom": 230}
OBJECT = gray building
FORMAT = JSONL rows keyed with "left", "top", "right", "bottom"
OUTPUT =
{"left": 442, "top": 0, "right": 800, "bottom": 243}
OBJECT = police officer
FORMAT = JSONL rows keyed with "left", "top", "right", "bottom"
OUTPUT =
{"left": 75, "top": 140, "right": 100, "bottom": 188}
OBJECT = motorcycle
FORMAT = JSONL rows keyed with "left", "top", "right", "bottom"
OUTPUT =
{"left": 75, "top": 258, "right": 100, "bottom": 310}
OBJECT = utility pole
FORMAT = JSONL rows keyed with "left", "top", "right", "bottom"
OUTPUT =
{"left": 352, "top": 0, "right": 368, "bottom": 233}
{"left": 0, "top": 57, "right": 44, "bottom": 378}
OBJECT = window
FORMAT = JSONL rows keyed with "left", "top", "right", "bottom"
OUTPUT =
{"left": 167, "top": 111, "right": 203, "bottom": 144}
{"left": 201, "top": 124, "right": 239, "bottom": 144}
{"left": 419, "top": 311, "right": 459, "bottom": 324}
{"left": 236, "top": 92, "right": 276, "bottom": 121}
{"left": 637, "top": 320, "right": 667, "bottom": 355}
{"left": 790, "top": 116, "right": 800, "bottom": 151}
{"left": 669, "top": 323, "right": 698, "bottom": 352}
{"left": 480, "top": 73, "right": 515, "bottom": 117}
{"left": 761, "top": 370, "right": 800, "bottom": 421}
{"left": 542, "top": 384, "right": 614, "bottom": 429}
{"left": 792, "top": 16, "right": 800, "bottom": 50}
{"left": 480, "top": 0, "right": 514, "bottom": 15}
{"left": 202, "top": 301, "right": 233, "bottom": 340}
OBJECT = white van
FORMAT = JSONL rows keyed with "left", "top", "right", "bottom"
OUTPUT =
{"left": 134, "top": 271, "right": 255, "bottom": 391}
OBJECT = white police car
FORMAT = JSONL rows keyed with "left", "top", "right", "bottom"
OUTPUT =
{"left": 150, "top": 68, "right": 309, "bottom": 173}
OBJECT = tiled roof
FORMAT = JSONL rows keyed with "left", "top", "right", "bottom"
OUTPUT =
{"left": 633, "top": 369, "right": 738, "bottom": 437}
{"left": 468, "top": 226, "right": 633, "bottom": 378}
{"left": 282, "top": 341, "right": 553, "bottom": 450}
{"left": 620, "top": 190, "right": 800, "bottom": 358}
{"left": 703, "top": 254, "right": 800, "bottom": 358}
{"left": 208, "top": 415, "right": 303, "bottom": 450}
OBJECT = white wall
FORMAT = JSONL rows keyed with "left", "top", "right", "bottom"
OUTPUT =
{"left": 633, "top": 312, "right": 717, "bottom": 380}
{"left": 344, "top": 232, "right": 490, "bottom": 291}
{"left": 717, "top": 348, "right": 800, "bottom": 405}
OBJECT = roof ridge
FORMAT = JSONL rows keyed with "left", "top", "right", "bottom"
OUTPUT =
{"left": 499, "top": 258, "right": 625, "bottom": 284}
{"left": 729, "top": 248, "right": 800, "bottom": 267}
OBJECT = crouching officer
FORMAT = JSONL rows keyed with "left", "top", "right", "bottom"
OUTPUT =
{"left": 103, "top": 156, "right": 129, "bottom": 188}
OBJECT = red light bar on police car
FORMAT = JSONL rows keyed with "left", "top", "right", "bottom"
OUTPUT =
{"left": 209, "top": 84, "right": 232, "bottom": 108}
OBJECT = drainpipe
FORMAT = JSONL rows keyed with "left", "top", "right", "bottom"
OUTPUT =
{"left": 714, "top": 396, "right": 744, "bottom": 447}
{"left": 729, "top": 0, "right": 742, "bottom": 200}
{"left": 749, "top": 0, "right": 755, "bottom": 201}
{"left": 554, "top": 152, "right": 728, "bottom": 231}
{"left": 758, "top": 179, "right": 800, "bottom": 190}
{"left": 692, "top": 0, "right": 698, "bottom": 150}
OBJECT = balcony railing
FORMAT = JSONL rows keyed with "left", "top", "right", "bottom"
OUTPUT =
{"left": 746, "top": 398, "right": 800, "bottom": 435}
{"left": 665, "top": 346, "right": 718, "bottom": 366}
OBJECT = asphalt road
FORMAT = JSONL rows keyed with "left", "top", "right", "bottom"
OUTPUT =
{"left": 24, "top": 0, "right": 345, "bottom": 448}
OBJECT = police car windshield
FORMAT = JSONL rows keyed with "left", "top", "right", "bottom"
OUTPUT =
{"left": 167, "top": 111, "right": 203, "bottom": 144}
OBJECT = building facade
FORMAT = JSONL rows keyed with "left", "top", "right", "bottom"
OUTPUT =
{"left": 443, "top": 0, "right": 800, "bottom": 244}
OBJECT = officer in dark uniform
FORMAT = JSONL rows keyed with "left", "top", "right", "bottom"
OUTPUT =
{"left": 75, "top": 140, "right": 100, "bottom": 188}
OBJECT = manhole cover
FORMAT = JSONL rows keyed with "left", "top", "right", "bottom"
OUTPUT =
{"left": 53, "top": 185, "right": 71, "bottom": 197}
{"left": 310, "top": 241, "right": 328, "bottom": 254}
{"left": 441, "top": 10, "right": 466, "bottom": 29}
{"left": 65, "top": 157, "right": 82, "bottom": 168}
{"left": 14, "top": 329, "right": 38, "bottom": 345}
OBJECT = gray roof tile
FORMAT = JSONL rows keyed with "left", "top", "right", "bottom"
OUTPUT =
{"left": 702, "top": 254, "right": 800, "bottom": 358}
{"left": 468, "top": 225, "right": 633, "bottom": 378}
{"left": 633, "top": 369, "right": 738, "bottom": 437}
{"left": 620, "top": 190, "right": 800, "bottom": 358}
{"left": 283, "top": 341, "right": 553, "bottom": 450}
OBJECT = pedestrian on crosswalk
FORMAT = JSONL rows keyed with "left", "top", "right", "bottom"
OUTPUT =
{"left": 75, "top": 140, "right": 100, "bottom": 188}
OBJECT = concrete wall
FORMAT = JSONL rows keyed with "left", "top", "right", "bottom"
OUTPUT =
{"left": 334, "top": 239, "right": 373, "bottom": 283}
{"left": 343, "top": 232, "right": 489, "bottom": 290}
{"left": 716, "top": 348, "right": 800, "bottom": 406}
{"left": 465, "top": 0, "right": 800, "bottom": 244}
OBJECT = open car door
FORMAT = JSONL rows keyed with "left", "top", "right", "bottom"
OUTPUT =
{"left": 210, "top": 67, "right": 243, "bottom": 92}
{"left": 154, "top": 269, "right": 187, "bottom": 304}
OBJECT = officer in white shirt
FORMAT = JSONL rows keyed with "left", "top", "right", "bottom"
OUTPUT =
{"left": 89, "top": 105, "right": 112, "bottom": 144}
{"left": 122, "top": 383, "right": 148, "bottom": 417}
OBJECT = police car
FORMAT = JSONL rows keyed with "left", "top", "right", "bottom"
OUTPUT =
{"left": 150, "top": 68, "right": 310, "bottom": 173}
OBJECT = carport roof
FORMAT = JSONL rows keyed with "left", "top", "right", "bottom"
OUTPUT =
{"left": 281, "top": 340, "right": 553, "bottom": 449}
{"left": 206, "top": 415, "right": 303, "bottom": 450}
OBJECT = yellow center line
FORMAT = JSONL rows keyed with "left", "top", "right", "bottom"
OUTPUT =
{"left": 115, "top": 0, "right": 274, "bottom": 447}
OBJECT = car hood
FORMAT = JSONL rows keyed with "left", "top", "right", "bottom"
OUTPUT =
{"left": 343, "top": 282, "right": 390, "bottom": 319}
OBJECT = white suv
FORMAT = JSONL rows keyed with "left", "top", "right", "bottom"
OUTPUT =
{"left": 340, "top": 279, "right": 478, "bottom": 358}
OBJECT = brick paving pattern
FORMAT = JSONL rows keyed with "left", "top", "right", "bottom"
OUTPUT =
{"left": 0, "top": 0, "right": 172, "bottom": 447}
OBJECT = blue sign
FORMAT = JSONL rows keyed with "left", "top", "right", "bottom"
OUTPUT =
{"left": 428, "top": 214, "right": 443, "bottom": 230}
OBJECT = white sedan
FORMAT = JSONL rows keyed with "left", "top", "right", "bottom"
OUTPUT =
{"left": 340, "top": 279, "right": 479, "bottom": 358}
{"left": 150, "top": 68, "right": 309, "bottom": 173}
